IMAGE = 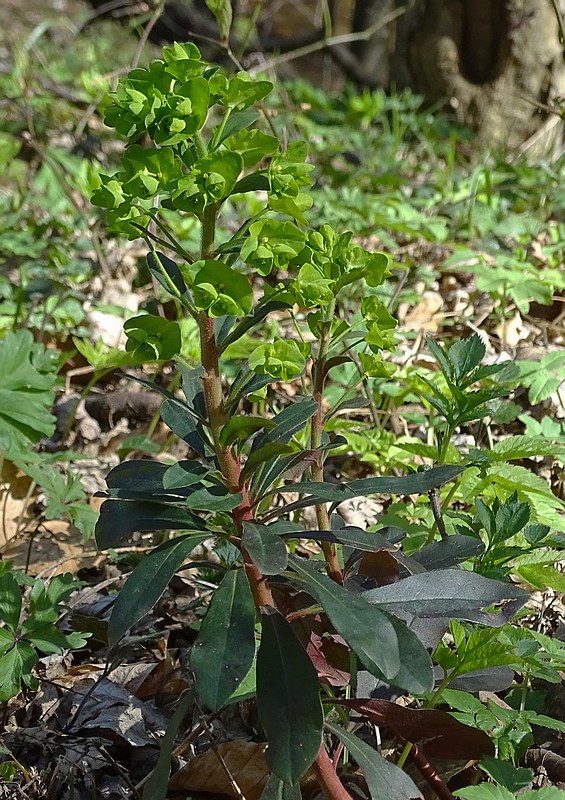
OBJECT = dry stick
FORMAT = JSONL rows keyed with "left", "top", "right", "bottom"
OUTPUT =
{"left": 248, "top": 5, "right": 407, "bottom": 75}
{"left": 131, "top": 0, "right": 166, "bottom": 69}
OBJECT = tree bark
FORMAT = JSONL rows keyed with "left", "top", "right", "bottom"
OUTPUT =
{"left": 388, "top": 0, "right": 565, "bottom": 153}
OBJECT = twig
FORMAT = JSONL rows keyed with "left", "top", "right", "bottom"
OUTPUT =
{"left": 131, "top": 0, "right": 165, "bottom": 69}
{"left": 249, "top": 6, "right": 406, "bottom": 74}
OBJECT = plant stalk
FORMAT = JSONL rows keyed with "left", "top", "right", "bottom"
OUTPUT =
{"left": 312, "top": 745, "right": 353, "bottom": 800}
{"left": 311, "top": 300, "right": 343, "bottom": 583}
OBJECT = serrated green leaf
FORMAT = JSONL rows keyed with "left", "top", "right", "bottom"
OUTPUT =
{"left": 0, "top": 330, "right": 57, "bottom": 451}
{"left": 0, "top": 641, "right": 37, "bottom": 701}
{"left": 108, "top": 533, "right": 208, "bottom": 645}
{"left": 449, "top": 334, "right": 485, "bottom": 383}
{"left": 479, "top": 757, "right": 533, "bottom": 793}
{"left": 191, "top": 568, "right": 256, "bottom": 711}
{"left": 517, "top": 564, "right": 565, "bottom": 592}
{"left": 257, "top": 607, "right": 323, "bottom": 783}
{"left": 454, "top": 785, "right": 513, "bottom": 800}
{"left": 0, "top": 573, "right": 22, "bottom": 632}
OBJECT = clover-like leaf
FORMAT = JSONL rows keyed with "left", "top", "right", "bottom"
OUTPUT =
{"left": 292, "top": 263, "right": 335, "bottom": 307}
{"left": 224, "top": 129, "right": 279, "bottom": 167}
{"left": 190, "top": 260, "right": 253, "bottom": 317}
{"left": 124, "top": 315, "right": 182, "bottom": 362}
{"left": 249, "top": 339, "right": 310, "bottom": 382}
{"left": 168, "top": 151, "right": 243, "bottom": 213}
{"left": 241, "top": 219, "right": 305, "bottom": 276}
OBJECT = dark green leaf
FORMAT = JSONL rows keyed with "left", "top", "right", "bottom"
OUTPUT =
{"left": 242, "top": 522, "right": 288, "bottom": 574}
{"left": 415, "top": 536, "right": 484, "bottom": 570}
{"left": 325, "top": 722, "right": 422, "bottom": 800}
{"left": 143, "top": 689, "right": 194, "bottom": 800}
{"left": 251, "top": 398, "right": 318, "bottom": 453}
{"left": 219, "top": 416, "right": 275, "bottom": 448}
{"left": 160, "top": 397, "right": 212, "bottom": 460}
{"left": 147, "top": 251, "right": 187, "bottom": 297}
{"left": 107, "top": 459, "right": 203, "bottom": 496}
{"left": 96, "top": 500, "right": 207, "bottom": 549}
{"left": 0, "top": 573, "right": 22, "bottom": 632}
{"left": 362, "top": 569, "right": 528, "bottom": 620}
{"left": 185, "top": 487, "right": 243, "bottom": 511}
{"left": 215, "top": 109, "right": 259, "bottom": 146}
{"left": 260, "top": 774, "right": 302, "bottom": 800}
{"left": 108, "top": 533, "right": 208, "bottom": 645}
{"left": 257, "top": 607, "right": 323, "bottom": 783}
{"left": 288, "top": 557, "right": 400, "bottom": 681}
{"left": 162, "top": 461, "right": 212, "bottom": 491}
{"left": 361, "top": 611, "right": 434, "bottom": 694}
{"left": 283, "top": 527, "right": 396, "bottom": 554}
{"left": 263, "top": 465, "right": 466, "bottom": 517}
{"left": 240, "top": 442, "right": 294, "bottom": 484}
{"left": 219, "top": 301, "right": 291, "bottom": 351}
{"left": 191, "top": 568, "right": 256, "bottom": 711}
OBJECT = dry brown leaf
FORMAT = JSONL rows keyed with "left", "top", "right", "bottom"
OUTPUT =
{"left": 170, "top": 740, "right": 269, "bottom": 800}
{"left": 495, "top": 311, "right": 531, "bottom": 347}
{"left": 2, "top": 520, "right": 98, "bottom": 576}
{"left": 400, "top": 291, "right": 444, "bottom": 332}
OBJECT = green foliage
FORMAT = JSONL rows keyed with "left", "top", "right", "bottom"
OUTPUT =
{"left": 87, "top": 43, "right": 563, "bottom": 800}
{"left": 0, "top": 330, "right": 58, "bottom": 454}
{"left": 0, "top": 569, "right": 89, "bottom": 701}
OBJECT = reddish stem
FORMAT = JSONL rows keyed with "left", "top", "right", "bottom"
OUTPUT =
{"left": 402, "top": 739, "right": 455, "bottom": 800}
{"left": 312, "top": 744, "right": 353, "bottom": 800}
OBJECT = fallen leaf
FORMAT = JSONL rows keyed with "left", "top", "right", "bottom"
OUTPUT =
{"left": 170, "top": 740, "right": 269, "bottom": 800}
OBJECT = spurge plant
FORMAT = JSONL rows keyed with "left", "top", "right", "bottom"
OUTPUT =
{"left": 92, "top": 42, "right": 529, "bottom": 799}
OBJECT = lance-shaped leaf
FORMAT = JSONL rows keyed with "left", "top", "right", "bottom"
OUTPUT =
{"left": 142, "top": 689, "right": 194, "bottom": 800}
{"left": 260, "top": 774, "right": 301, "bottom": 800}
{"left": 281, "top": 527, "right": 396, "bottom": 554}
{"left": 257, "top": 607, "right": 323, "bottom": 783}
{"left": 242, "top": 522, "right": 288, "bottom": 575}
{"left": 160, "top": 397, "right": 212, "bottom": 460}
{"left": 269, "top": 465, "right": 465, "bottom": 502}
{"left": 191, "top": 568, "right": 256, "bottom": 711}
{"left": 288, "top": 556, "right": 400, "bottom": 682}
{"left": 219, "top": 416, "right": 275, "bottom": 448}
{"left": 96, "top": 500, "right": 207, "bottom": 549}
{"left": 263, "top": 465, "right": 466, "bottom": 517}
{"left": 335, "top": 699, "right": 494, "bottom": 759}
{"left": 325, "top": 721, "right": 422, "bottom": 800}
{"left": 362, "top": 569, "right": 528, "bottom": 621}
{"left": 108, "top": 533, "right": 208, "bottom": 645}
{"left": 371, "top": 612, "right": 434, "bottom": 694}
{"left": 415, "top": 535, "right": 485, "bottom": 571}
{"left": 251, "top": 398, "right": 318, "bottom": 454}
{"left": 184, "top": 487, "right": 243, "bottom": 512}
{"left": 147, "top": 251, "right": 187, "bottom": 298}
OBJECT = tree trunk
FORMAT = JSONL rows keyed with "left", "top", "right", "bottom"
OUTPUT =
{"left": 376, "top": 0, "right": 565, "bottom": 153}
